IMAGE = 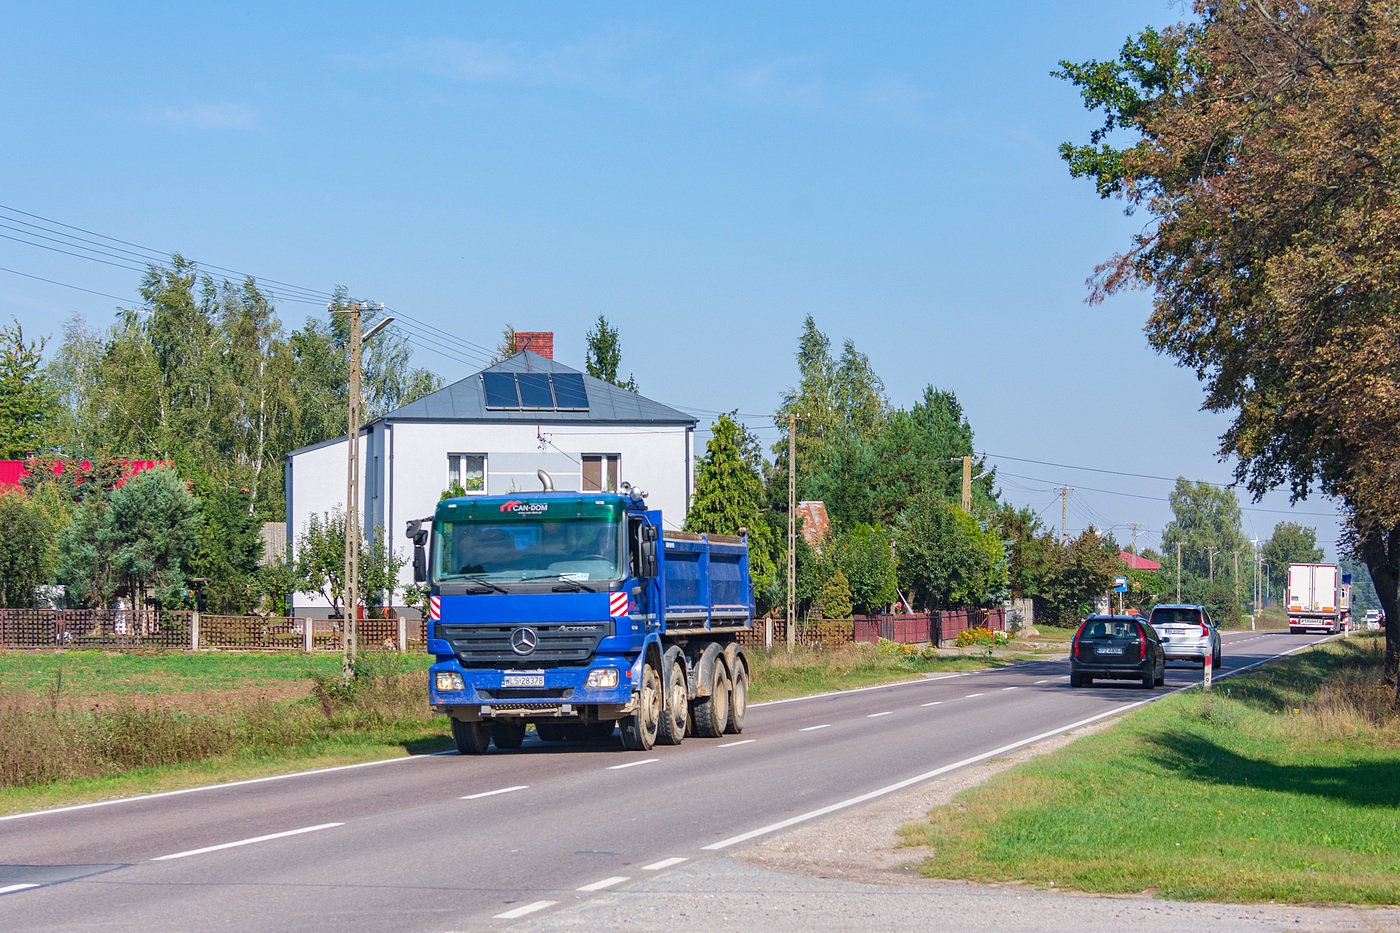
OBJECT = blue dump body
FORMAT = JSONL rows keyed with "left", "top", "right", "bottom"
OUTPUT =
{"left": 412, "top": 488, "right": 755, "bottom": 753}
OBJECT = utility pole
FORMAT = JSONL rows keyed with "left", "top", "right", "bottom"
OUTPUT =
{"left": 1131, "top": 522, "right": 1139, "bottom": 555}
{"left": 1205, "top": 546, "right": 1219, "bottom": 584}
{"left": 1176, "top": 542, "right": 1182, "bottom": 601}
{"left": 332, "top": 301, "right": 392, "bottom": 681}
{"left": 961, "top": 455, "right": 972, "bottom": 512}
{"left": 1233, "top": 551, "right": 1240, "bottom": 615}
{"left": 1056, "top": 486, "right": 1073, "bottom": 543}
{"left": 787, "top": 412, "right": 796, "bottom": 654}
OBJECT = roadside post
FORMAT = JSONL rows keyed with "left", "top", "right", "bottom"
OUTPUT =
{"left": 1204, "top": 648, "right": 1213, "bottom": 692}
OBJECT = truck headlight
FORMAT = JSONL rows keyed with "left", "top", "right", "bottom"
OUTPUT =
{"left": 585, "top": 668, "right": 620, "bottom": 689}
{"left": 435, "top": 671, "right": 465, "bottom": 692}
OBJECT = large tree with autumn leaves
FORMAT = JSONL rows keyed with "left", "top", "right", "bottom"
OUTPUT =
{"left": 1057, "top": 1, "right": 1400, "bottom": 688}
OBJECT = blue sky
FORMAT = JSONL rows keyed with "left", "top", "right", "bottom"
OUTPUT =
{"left": 0, "top": 1, "right": 1344, "bottom": 560}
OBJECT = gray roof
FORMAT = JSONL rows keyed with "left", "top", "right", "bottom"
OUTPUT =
{"left": 384, "top": 352, "right": 697, "bottom": 426}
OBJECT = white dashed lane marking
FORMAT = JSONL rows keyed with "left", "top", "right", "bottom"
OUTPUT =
{"left": 643, "top": 857, "right": 688, "bottom": 871}
{"left": 800, "top": 724, "right": 831, "bottom": 732}
{"left": 607, "top": 759, "right": 658, "bottom": 770}
{"left": 718, "top": 739, "right": 756, "bottom": 748}
{"left": 495, "top": 901, "right": 557, "bottom": 920}
{"left": 461, "top": 785, "right": 528, "bottom": 800}
{"left": 921, "top": 701, "right": 942, "bottom": 707}
{"left": 152, "top": 823, "right": 343, "bottom": 861}
{"left": 965, "top": 693, "right": 984, "bottom": 698}
{"left": 867, "top": 711, "right": 893, "bottom": 718}
{"left": 577, "top": 877, "right": 629, "bottom": 892}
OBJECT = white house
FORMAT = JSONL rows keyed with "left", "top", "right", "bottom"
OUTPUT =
{"left": 284, "top": 334, "right": 697, "bottom": 614}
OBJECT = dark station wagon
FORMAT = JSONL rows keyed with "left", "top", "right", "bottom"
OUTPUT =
{"left": 1070, "top": 614, "right": 1165, "bottom": 689}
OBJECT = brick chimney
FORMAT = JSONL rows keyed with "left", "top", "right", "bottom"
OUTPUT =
{"left": 514, "top": 331, "right": 554, "bottom": 360}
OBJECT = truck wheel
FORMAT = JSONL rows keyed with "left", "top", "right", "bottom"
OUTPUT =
{"left": 450, "top": 718, "right": 492, "bottom": 755}
{"left": 692, "top": 660, "right": 730, "bottom": 738}
{"left": 725, "top": 658, "right": 748, "bottom": 734}
{"left": 491, "top": 720, "right": 526, "bottom": 749}
{"left": 657, "top": 658, "right": 688, "bottom": 746}
{"left": 535, "top": 722, "right": 566, "bottom": 742}
{"left": 620, "top": 663, "right": 661, "bottom": 751}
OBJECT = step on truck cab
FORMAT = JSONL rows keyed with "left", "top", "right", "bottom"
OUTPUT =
{"left": 407, "top": 477, "right": 754, "bottom": 754}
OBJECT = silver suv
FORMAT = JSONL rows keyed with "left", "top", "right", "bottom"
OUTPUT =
{"left": 1147, "top": 604, "right": 1221, "bottom": 667}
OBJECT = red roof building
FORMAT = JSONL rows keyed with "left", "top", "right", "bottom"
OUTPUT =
{"left": 1120, "top": 550, "right": 1162, "bottom": 571}
{"left": 0, "top": 459, "right": 169, "bottom": 491}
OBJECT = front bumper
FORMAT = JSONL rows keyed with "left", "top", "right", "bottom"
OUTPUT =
{"left": 428, "top": 654, "right": 640, "bottom": 719}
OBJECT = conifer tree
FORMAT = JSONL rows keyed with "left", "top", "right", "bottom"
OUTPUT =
{"left": 686, "top": 414, "right": 775, "bottom": 596}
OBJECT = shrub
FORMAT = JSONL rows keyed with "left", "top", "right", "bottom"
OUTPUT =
{"left": 955, "top": 627, "right": 1010, "bottom": 648}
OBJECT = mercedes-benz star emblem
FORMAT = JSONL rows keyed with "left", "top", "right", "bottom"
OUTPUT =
{"left": 510, "top": 626, "right": 539, "bottom": 656}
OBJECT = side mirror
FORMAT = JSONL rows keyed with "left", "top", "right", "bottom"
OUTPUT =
{"left": 639, "top": 539, "right": 658, "bottom": 579}
{"left": 413, "top": 548, "right": 427, "bottom": 584}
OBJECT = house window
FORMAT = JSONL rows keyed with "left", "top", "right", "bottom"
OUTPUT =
{"left": 582, "top": 454, "right": 619, "bottom": 493}
{"left": 448, "top": 453, "right": 487, "bottom": 493}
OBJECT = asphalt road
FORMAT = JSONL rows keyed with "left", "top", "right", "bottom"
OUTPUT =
{"left": 0, "top": 630, "right": 1340, "bottom": 932}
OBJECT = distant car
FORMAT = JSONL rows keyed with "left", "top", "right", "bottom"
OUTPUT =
{"left": 1070, "top": 614, "right": 1165, "bottom": 689}
{"left": 1148, "top": 603, "right": 1222, "bottom": 667}
{"left": 1365, "top": 609, "right": 1383, "bottom": 630}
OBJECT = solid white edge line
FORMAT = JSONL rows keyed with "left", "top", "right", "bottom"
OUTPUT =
{"left": 495, "top": 901, "right": 558, "bottom": 920}
{"left": 718, "top": 739, "right": 756, "bottom": 747}
{"left": 607, "top": 758, "right": 658, "bottom": 770}
{"left": 460, "top": 785, "right": 529, "bottom": 800}
{"left": 152, "top": 822, "right": 343, "bottom": 861}
{"left": 702, "top": 703, "right": 1152, "bottom": 851}
{"left": 749, "top": 668, "right": 990, "bottom": 708}
{"left": 643, "top": 857, "right": 689, "bottom": 871}
{"left": 0, "top": 752, "right": 453, "bottom": 823}
{"left": 0, "top": 884, "right": 41, "bottom": 895}
{"left": 702, "top": 634, "right": 1337, "bottom": 853}
{"left": 799, "top": 724, "right": 831, "bottom": 731}
{"left": 577, "top": 876, "right": 629, "bottom": 892}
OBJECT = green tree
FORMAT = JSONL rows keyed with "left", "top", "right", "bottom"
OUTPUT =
{"left": 816, "top": 567, "right": 853, "bottom": 621}
{"left": 1034, "top": 530, "right": 1122, "bottom": 625}
{"left": 1056, "top": 2, "right": 1400, "bottom": 686}
{"left": 0, "top": 491, "right": 53, "bottom": 607}
{"left": 188, "top": 475, "right": 264, "bottom": 614}
{"left": 0, "top": 318, "right": 58, "bottom": 458}
{"left": 828, "top": 524, "right": 898, "bottom": 616}
{"left": 869, "top": 387, "right": 988, "bottom": 525}
{"left": 45, "top": 314, "right": 105, "bottom": 455}
{"left": 896, "top": 494, "right": 1007, "bottom": 609}
{"left": 104, "top": 466, "right": 203, "bottom": 609}
{"left": 1159, "top": 479, "right": 1248, "bottom": 582}
{"left": 292, "top": 508, "right": 403, "bottom": 615}
{"left": 489, "top": 324, "right": 517, "bottom": 365}
{"left": 686, "top": 414, "right": 777, "bottom": 597}
{"left": 584, "top": 314, "right": 638, "bottom": 392}
{"left": 1261, "top": 521, "right": 1324, "bottom": 597}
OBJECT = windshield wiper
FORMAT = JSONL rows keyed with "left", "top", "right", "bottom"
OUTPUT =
{"left": 518, "top": 574, "right": 598, "bottom": 592}
{"left": 462, "top": 580, "right": 509, "bottom": 594}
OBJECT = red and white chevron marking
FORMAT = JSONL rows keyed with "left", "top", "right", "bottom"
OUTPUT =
{"left": 609, "top": 591, "right": 628, "bottom": 617}
{"left": 429, "top": 595, "right": 441, "bottom": 620}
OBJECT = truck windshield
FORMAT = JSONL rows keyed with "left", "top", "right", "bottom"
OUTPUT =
{"left": 434, "top": 518, "right": 623, "bottom": 584}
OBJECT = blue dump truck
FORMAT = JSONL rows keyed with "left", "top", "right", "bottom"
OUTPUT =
{"left": 406, "top": 477, "right": 754, "bottom": 754}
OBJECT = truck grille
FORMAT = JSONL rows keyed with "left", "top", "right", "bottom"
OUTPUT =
{"left": 439, "top": 621, "right": 613, "bottom": 669}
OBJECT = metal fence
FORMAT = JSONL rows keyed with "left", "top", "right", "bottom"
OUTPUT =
{"left": 0, "top": 609, "right": 426, "bottom": 652}
{"left": 739, "top": 608, "right": 1007, "bottom": 651}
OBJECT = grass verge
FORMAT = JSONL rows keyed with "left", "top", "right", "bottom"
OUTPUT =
{"left": 899, "top": 632, "right": 1400, "bottom": 904}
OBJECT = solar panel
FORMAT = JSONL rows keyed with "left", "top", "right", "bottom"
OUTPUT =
{"left": 482, "top": 371, "right": 520, "bottom": 409}
{"left": 516, "top": 372, "right": 556, "bottom": 410}
{"left": 550, "top": 372, "right": 589, "bottom": 410}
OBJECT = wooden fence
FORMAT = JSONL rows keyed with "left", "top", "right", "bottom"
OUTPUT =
{"left": 0, "top": 609, "right": 426, "bottom": 652}
{"left": 739, "top": 608, "right": 1006, "bottom": 651}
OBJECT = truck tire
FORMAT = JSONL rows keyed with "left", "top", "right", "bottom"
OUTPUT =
{"left": 535, "top": 722, "right": 566, "bottom": 742}
{"left": 657, "top": 658, "right": 688, "bottom": 746}
{"left": 692, "top": 659, "right": 730, "bottom": 738}
{"left": 491, "top": 720, "right": 526, "bottom": 749}
{"left": 620, "top": 663, "right": 661, "bottom": 751}
{"left": 451, "top": 718, "right": 492, "bottom": 755}
{"left": 725, "top": 657, "right": 748, "bottom": 734}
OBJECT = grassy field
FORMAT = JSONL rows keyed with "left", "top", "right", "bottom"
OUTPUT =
{"left": 900, "top": 632, "right": 1400, "bottom": 904}
{"left": 0, "top": 632, "right": 1062, "bottom": 812}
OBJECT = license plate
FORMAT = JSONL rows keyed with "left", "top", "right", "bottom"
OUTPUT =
{"left": 503, "top": 673, "right": 545, "bottom": 688}
{"left": 1096, "top": 646, "right": 1124, "bottom": 656}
